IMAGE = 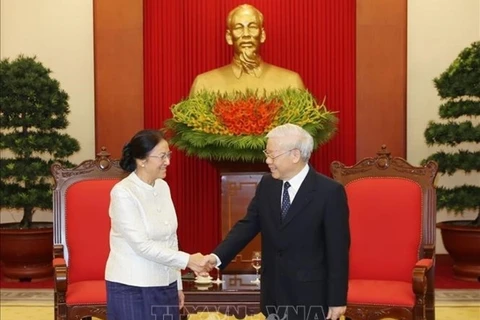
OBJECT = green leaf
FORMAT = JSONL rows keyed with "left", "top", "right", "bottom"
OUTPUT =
{"left": 424, "top": 121, "right": 480, "bottom": 146}
{"left": 434, "top": 41, "right": 480, "bottom": 98}
{"left": 437, "top": 185, "right": 480, "bottom": 214}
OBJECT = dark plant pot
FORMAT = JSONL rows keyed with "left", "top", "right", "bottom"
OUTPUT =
{"left": 437, "top": 220, "right": 480, "bottom": 282}
{"left": 0, "top": 222, "right": 53, "bottom": 281}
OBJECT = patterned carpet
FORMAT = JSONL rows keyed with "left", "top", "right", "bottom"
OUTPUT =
{"left": 1, "top": 289, "right": 479, "bottom": 320}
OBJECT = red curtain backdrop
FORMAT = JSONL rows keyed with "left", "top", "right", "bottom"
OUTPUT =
{"left": 143, "top": 0, "right": 356, "bottom": 254}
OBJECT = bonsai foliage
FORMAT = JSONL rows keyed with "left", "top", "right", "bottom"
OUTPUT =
{"left": 423, "top": 41, "right": 480, "bottom": 227}
{"left": 165, "top": 89, "right": 338, "bottom": 162}
{"left": 0, "top": 55, "right": 80, "bottom": 228}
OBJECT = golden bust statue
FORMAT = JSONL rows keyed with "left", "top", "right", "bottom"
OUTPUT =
{"left": 189, "top": 4, "right": 305, "bottom": 95}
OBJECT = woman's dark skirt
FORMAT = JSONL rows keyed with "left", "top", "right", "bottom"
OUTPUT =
{"left": 106, "top": 280, "right": 179, "bottom": 320}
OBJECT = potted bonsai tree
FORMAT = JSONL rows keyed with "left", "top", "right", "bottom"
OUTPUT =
{"left": 423, "top": 41, "right": 480, "bottom": 281}
{"left": 0, "top": 55, "right": 80, "bottom": 281}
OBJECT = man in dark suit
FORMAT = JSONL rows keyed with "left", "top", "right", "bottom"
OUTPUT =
{"left": 206, "top": 123, "right": 350, "bottom": 320}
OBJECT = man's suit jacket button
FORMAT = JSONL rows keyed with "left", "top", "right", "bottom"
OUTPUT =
{"left": 277, "top": 250, "right": 283, "bottom": 257}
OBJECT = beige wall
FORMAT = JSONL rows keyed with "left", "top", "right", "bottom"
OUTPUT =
{"left": 407, "top": 0, "right": 480, "bottom": 253}
{"left": 0, "top": 0, "right": 95, "bottom": 223}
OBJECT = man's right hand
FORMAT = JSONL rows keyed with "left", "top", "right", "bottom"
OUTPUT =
{"left": 204, "top": 254, "right": 217, "bottom": 270}
{"left": 187, "top": 253, "right": 215, "bottom": 275}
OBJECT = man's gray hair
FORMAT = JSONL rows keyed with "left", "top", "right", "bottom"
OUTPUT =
{"left": 266, "top": 123, "right": 313, "bottom": 161}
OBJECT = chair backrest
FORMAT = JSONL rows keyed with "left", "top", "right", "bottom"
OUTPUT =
{"left": 331, "top": 145, "right": 438, "bottom": 282}
{"left": 51, "top": 148, "right": 126, "bottom": 283}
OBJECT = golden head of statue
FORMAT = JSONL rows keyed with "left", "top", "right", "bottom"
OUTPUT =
{"left": 190, "top": 4, "right": 305, "bottom": 96}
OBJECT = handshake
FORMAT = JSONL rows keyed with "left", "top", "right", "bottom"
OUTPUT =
{"left": 187, "top": 253, "right": 218, "bottom": 276}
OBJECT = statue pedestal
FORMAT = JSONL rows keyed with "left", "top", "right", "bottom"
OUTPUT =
{"left": 216, "top": 161, "right": 266, "bottom": 273}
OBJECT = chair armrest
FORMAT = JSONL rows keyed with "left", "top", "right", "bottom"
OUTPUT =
{"left": 53, "top": 248, "right": 68, "bottom": 294}
{"left": 412, "top": 258, "right": 433, "bottom": 295}
{"left": 53, "top": 244, "right": 65, "bottom": 259}
{"left": 416, "top": 258, "right": 433, "bottom": 270}
{"left": 53, "top": 257, "right": 66, "bottom": 268}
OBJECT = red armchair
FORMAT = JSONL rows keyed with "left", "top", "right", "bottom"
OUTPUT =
{"left": 51, "top": 148, "right": 125, "bottom": 320}
{"left": 331, "top": 145, "right": 438, "bottom": 320}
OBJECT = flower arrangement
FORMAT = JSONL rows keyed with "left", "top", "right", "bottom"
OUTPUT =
{"left": 164, "top": 88, "right": 338, "bottom": 162}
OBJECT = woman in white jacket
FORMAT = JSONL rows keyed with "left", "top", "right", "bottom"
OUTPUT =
{"left": 105, "top": 129, "right": 209, "bottom": 320}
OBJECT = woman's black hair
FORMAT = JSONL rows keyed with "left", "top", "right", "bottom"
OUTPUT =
{"left": 119, "top": 129, "right": 165, "bottom": 172}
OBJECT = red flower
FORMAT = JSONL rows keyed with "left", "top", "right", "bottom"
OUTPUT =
{"left": 213, "top": 97, "right": 282, "bottom": 135}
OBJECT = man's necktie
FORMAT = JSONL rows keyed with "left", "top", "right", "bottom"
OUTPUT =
{"left": 281, "top": 181, "right": 291, "bottom": 219}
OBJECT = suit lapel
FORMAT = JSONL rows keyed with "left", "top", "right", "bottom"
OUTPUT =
{"left": 280, "top": 168, "right": 317, "bottom": 230}
{"left": 268, "top": 178, "right": 284, "bottom": 228}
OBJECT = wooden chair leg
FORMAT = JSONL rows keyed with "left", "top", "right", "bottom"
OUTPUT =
{"left": 426, "top": 265, "right": 435, "bottom": 320}
{"left": 413, "top": 303, "right": 426, "bottom": 320}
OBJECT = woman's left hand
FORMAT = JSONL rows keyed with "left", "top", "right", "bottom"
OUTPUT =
{"left": 178, "top": 290, "right": 185, "bottom": 309}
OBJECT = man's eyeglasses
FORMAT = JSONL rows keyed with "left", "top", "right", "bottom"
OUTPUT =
{"left": 263, "top": 149, "right": 293, "bottom": 160}
{"left": 148, "top": 151, "right": 172, "bottom": 161}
